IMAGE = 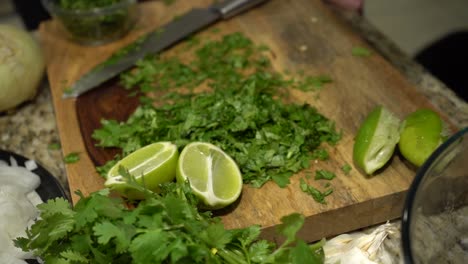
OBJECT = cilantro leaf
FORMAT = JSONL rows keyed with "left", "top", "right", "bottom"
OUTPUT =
{"left": 60, "top": 250, "right": 88, "bottom": 263}
{"left": 314, "top": 170, "right": 336, "bottom": 180}
{"left": 93, "top": 220, "right": 134, "bottom": 253}
{"left": 37, "top": 198, "right": 74, "bottom": 218}
{"left": 352, "top": 46, "right": 372, "bottom": 57}
{"left": 342, "top": 163, "right": 352, "bottom": 174}
{"left": 276, "top": 213, "right": 304, "bottom": 244}
{"left": 64, "top": 152, "right": 80, "bottom": 163}
{"left": 290, "top": 240, "right": 323, "bottom": 264}
{"left": 300, "top": 178, "right": 333, "bottom": 204}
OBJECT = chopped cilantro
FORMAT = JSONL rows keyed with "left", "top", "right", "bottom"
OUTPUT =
{"left": 341, "top": 163, "right": 352, "bottom": 174}
{"left": 311, "top": 148, "right": 329, "bottom": 161}
{"left": 295, "top": 75, "right": 333, "bottom": 91}
{"left": 299, "top": 178, "right": 333, "bottom": 204}
{"left": 48, "top": 142, "right": 61, "bottom": 150}
{"left": 314, "top": 170, "right": 336, "bottom": 180}
{"left": 93, "top": 32, "right": 341, "bottom": 188}
{"left": 64, "top": 152, "right": 80, "bottom": 164}
{"left": 352, "top": 46, "right": 372, "bottom": 57}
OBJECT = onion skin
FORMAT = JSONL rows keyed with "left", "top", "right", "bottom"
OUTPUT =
{"left": 0, "top": 24, "right": 45, "bottom": 112}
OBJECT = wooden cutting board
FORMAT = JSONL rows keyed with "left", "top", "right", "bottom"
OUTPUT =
{"left": 39, "top": 0, "right": 449, "bottom": 243}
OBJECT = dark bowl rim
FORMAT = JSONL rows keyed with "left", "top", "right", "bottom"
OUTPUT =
{"left": 401, "top": 126, "right": 468, "bottom": 264}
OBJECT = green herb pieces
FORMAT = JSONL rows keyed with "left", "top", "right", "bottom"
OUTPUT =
{"left": 163, "top": 0, "right": 176, "bottom": 6}
{"left": 93, "top": 32, "right": 341, "bottom": 188}
{"left": 295, "top": 75, "right": 333, "bottom": 91}
{"left": 15, "top": 182, "right": 324, "bottom": 263}
{"left": 48, "top": 142, "right": 61, "bottom": 150}
{"left": 59, "top": 0, "right": 122, "bottom": 10}
{"left": 341, "top": 163, "right": 352, "bottom": 175}
{"left": 55, "top": 0, "right": 137, "bottom": 45}
{"left": 300, "top": 178, "right": 333, "bottom": 204}
{"left": 311, "top": 148, "right": 329, "bottom": 161}
{"left": 98, "top": 34, "right": 149, "bottom": 69}
{"left": 314, "top": 170, "right": 336, "bottom": 180}
{"left": 352, "top": 46, "right": 372, "bottom": 57}
{"left": 64, "top": 152, "right": 80, "bottom": 164}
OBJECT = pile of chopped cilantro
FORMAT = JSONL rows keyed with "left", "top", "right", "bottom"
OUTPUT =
{"left": 93, "top": 32, "right": 341, "bottom": 188}
{"left": 15, "top": 181, "right": 325, "bottom": 263}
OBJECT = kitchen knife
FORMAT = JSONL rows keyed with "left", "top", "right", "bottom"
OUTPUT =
{"left": 64, "top": 0, "right": 269, "bottom": 98}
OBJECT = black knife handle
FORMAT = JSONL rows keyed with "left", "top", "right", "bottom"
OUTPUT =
{"left": 211, "top": 0, "right": 269, "bottom": 19}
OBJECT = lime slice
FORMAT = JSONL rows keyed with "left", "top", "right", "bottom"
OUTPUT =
{"left": 353, "top": 106, "right": 401, "bottom": 175}
{"left": 399, "top": 109, "right": 445, "bottom": 167}
{"left": 176, "top": 142, "right": 243, "bottom": 209}
{"left": 105, "top": 142, "right": 179, "bottom": 199}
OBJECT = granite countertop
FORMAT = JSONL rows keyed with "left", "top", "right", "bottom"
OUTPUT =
{"left": 0, "top": 9, "right": 467, "bottom": 262}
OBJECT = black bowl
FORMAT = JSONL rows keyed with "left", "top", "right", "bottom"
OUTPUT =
{"left": 401, "top": 127, "right": 468, "bottom": 263}
{"left": 0, "top": 149, "right": 69, "bottom": 263}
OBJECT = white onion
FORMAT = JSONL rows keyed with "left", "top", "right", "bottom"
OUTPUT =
{"left": 24, "top": 159, "right": 38, "bottom": 171}
{"left": 0, "top": 157, "right": 43, "bottom": 262}
{"left": 0, "top": 24, "right": 45, "bottom": 112}
{"left": 0, "top": 165, "right": 41, "bottom": 190}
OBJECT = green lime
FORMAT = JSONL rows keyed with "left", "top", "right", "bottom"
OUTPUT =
{"left": 353, "top": 106, "right": 401, "bottom": 175}
{"left": 105, "top": 142, "right": 179, "bottom": 199}
{"left": 176, "top": 142, "right": 243, "bottom": 210}
{"left": 398, "top": 109, "right": 445, "bottom": 167}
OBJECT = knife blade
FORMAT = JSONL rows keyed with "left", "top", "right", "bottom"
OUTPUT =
{"left": 64, "top": 0, "right": 269, "bottom": 98}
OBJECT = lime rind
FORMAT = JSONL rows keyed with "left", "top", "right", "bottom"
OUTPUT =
{"left": 176, "top": 142, "right": 242, "bottom": 209}
{"left": 353, "top": 106, "right": 401, "bottom": 175}
{"left": 362, "top": 110, "right": 400, "bottom": 174}
{"left": 105, "top": 142, "right": 179, "bottom": 199}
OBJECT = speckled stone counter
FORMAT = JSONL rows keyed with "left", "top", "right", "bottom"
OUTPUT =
{"left": 0, "top": 10, "right": 466, "bottom": 262}
{"left": 0, "top": 83, "right": 67, "bottom": 194}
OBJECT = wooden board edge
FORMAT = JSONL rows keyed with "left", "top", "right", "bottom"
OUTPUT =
{"left": 259, "top": 190, "right": 406, "bottom": 243}
{"left": 38, "top": 24, "right": 105, "bottom": 204}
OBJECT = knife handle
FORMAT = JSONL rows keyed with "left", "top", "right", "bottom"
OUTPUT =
{"left": 212, "top": 0, "right": 269, "bottom": 19}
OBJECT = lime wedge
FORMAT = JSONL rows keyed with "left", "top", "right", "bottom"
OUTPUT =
{"left": 105, "top": 142, "right": 179, "bottom": 199}
{"left": 399, "top": 109, "right": 445, "bottom": 167}
{"left": 176, "top": 142, "right": 243, "bottom": 209}
{"left": 353, "top": 106, "right": 401, "bottom": 175}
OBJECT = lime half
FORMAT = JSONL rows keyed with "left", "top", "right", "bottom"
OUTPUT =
{"left": 399, "top": 109, "right": 445, "bottom": 167}
{"left": 176, "top": 142, "right": 243, "bottom": 209}
{"left": 353, "top": 106, "right": 401, "bottom": 175}
{"left": 105, "top": 142, "right": 179, "bottom": 199}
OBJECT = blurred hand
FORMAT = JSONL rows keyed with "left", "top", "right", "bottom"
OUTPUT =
{"left": 324, "top": 0, "right": 364, "bottom": 12}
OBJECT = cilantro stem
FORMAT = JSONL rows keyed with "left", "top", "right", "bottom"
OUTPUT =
{"left": 217, "top": 249, "right": 249, "bottom": 264}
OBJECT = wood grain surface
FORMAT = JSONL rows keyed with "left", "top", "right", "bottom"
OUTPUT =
{"left": 39, "top": 0, "right": 449, "bottom": 243}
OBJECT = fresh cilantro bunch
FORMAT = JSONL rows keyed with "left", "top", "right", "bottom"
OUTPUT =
{"left": 93, "top": 32, "right": 341, "bottom": 188}
{"left": 15, "top": 182, "right": 325, "bottom": 263}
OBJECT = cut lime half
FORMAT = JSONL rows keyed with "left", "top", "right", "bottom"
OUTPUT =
{"left": 105, "top": 142, "right": 179, "bottom": 199}
{"left": 353, "top": 106, "right": 401, "bottom": 175}
{"left": 176, "top": 142, "right": 243, "bottom": 210}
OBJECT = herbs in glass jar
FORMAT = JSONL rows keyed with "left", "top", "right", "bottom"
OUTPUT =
{"left": 42, "top": 0, "right": 138, "bottom": 45}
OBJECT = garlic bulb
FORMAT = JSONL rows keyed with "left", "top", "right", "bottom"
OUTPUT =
{"left": 323, "top": 222, "right": 402, "bottom": 264}
{"left": 0, "top": 24, "right": 45, "bottom": 112}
